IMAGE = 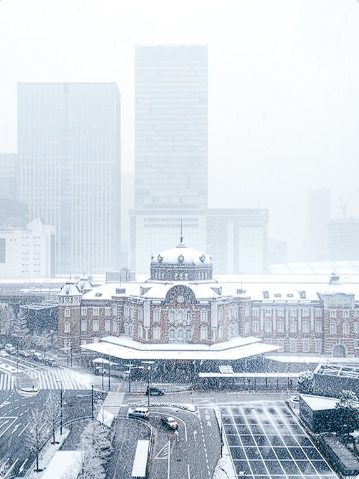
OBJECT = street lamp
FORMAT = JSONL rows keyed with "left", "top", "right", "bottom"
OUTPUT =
{"left": 108, "top": 350, "right": 111, "bottom": 392}
{"left": 56, "top": 380, "right": 63, "bottom": 435}
{"left": 142, "top": 361, "right": 155, "bottom": 407}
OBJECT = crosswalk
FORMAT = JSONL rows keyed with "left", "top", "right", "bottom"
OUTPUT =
{"left": 0, "top": 368, "right": 98, "bottom": 391}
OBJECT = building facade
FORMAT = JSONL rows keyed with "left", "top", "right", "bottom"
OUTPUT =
{"left": 18, "top": 82, "right": 121, "bottom": 275}
{"left": 328, "top": 218, "right": 359, "bottom": 261}
{"left": 206, "top": 209, "right": 268, "bottom": 274}
{"left": 0, "top": 153, "right": 18, "bottom": 201}
{"left": 58, "top": 242, "right": 359, "bottom": 358}
{"left": 131, "top": 45, "right": 208, "bottom": 273}
{"left": 0, "top": 218, "right": 55, "bottom": 279}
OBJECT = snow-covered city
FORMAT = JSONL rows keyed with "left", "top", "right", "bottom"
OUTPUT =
{"left": 1, "top": 1, "right": 359, "bottom": 478}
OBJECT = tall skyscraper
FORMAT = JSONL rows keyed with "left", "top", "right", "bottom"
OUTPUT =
{"left": 305, "top": 188, "right": 331, "bottom": 261}
{"left": 0, "top": 153, "right": 17, "bottom": 201}
{"left": 18, "top": 83, "right": 121, "bottom": 275}
{"left": 131, "top": 46, "right": 208, "bottom": 273}
{"left": 328, "top": 218, "right": 359, "bottom": 261}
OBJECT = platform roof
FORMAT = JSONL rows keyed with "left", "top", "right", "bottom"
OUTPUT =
{"left": 81, "top": 336, "right": 279, "bottom": 361}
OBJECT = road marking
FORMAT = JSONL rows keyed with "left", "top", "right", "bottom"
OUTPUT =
{"left": 154, "top": 440, "right": 170, "bottom": 460}
{"left": 18, "top": 423, "right": 29, "bottom": 436}
{"left": 193, "top": 430, "right": 197, "bottom": 441}
{"left": 12, "top": 423, "right": 20, "bottom": 434}
{"left": 0, "top": 417, "right": 17, "bottom": 438}
{"left": 187, "top": 464, "right": 191, "bottom": 479}
{"left": 19, "top": 458, "right": 28, "bottom": 473}
{"left": 7, "top": 458, "right": 19, "bottom": 476}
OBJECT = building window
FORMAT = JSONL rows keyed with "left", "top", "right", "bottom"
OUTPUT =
{"left": 64, "top": 308, "right": 70, "bottom": 318}
{"left": 252, "top": 308, "right": 260, "bottom": 318}
{"left": 200, "top": 310, "right": 208, "bottom": 322}
{"left": 169, "top": 328, "right": 175, "bottom": 341}
{"left": 343, "top": 322, "right": 350, "bottom": 335}
{"left": 277, "top": 308, "right": 284, "bottom": 317}
{"left": 200, "top": 326, "right": 208, "bottom": 340}
{"left": 81, "top": 320, "right": 87, "bottom": 332}
{"left": 354, "top": 322, "right": 359, "bottom": 334}
{"left": 218, "top": 309, "right": 223, "bottom": 321}
{"left": 81, "top": 307, "right": 87, "bottom": 316}
{"left": 244, "top": 322, "right": 250, "bottom": 334}
{"left": 290, "top": 309, "right": 297, "bottom": 318}
{"left": 264, "top": 308, "right": 271, "bottom": 317}
{"left": 93, "top": 319, "right": 100, "bottom": 332}
{"left": 355, "top": 310, "right": 359, "bottom": 318}
{"left": 277, "top": 321, "right": 284, "bottom": 333}
{"left": 315, "top": 339, "right": 322, "bottom": 353}
{"left": 93, "top": 307, "right": 99, "bottom": 316}
{"left": 330, "top": 322, "right": 337, "bottom": 335}
{"left": 315, "top": 309, "right": 322, "bottom": 318}
{"left": 112, "top": 305, "right": 118, "bottom": 316}
{"left": 186, "top": 328, "right": 193, "bottom": 341}
{"left": 252, "top": 321, "right": 260, "bottom": 333}
{"left": 64, "top": 322, "right": 70, "bottom": 333}
{"left": 330, "top": 310, "right": 336, "bottom": 319}
{"left": 302, "top": 309, "right": 310, "bottom": 317}
{"left": 105, "top": 307, "right": 111, "bottom": 316}
{"left": 290, "top": 321, "right": 297, "bottom": 333}
{"left": 113, "top": 321, "right": 118, "bottom": 333}
{"left": 343, "top": 310, "right": 350, "bottom": 319}
{"left": 153, "top": 326, "right": 160, "bottom": 340}
{"left": 154, "top": 309, "right": 160, "bottom": 323}
{"left": 264, "top": 320, "right": 272, "bottom": 333}
{"left": 105, "top": 319, "right": 111, "bottom": 332}
{"left": 315, "top": 321, "right": 322, "bottom": 333}
{"left": 290, "top": 339, "right": 297, "bottom": 353}
{"left": 303, "top": 339, "right": 309, "bottom": 353}
{"left": 138, "top": 324, "right": 143, "bottom": 338}
{"left": 302, "top": 322, "right": 310, "bottom": 333}
{"left": 186, "top": 310, "right": 192, "bottom": 323}
{"left": 218, "top": 324, "right": 224, "bottom": 339}
{"left": 169, "top": 310, "right": 174, "bottom": 323}
{"left": 278, "top": 339, "right": 284, "bottom": 350}
{"left": 124, "top": 305, "right": 129, "bottom": 318}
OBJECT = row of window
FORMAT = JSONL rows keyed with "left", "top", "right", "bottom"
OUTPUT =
{"left": 246, "top": 320, "right": 359, "bottom": 335}
{"left": 251, "top": 308, "right": 322, "bottom": 318}
{"left": 64, "top": 319, "right": 118, "bottom": 333}
{"left": 277, "top": 338, "right": 323, "bottom": 353}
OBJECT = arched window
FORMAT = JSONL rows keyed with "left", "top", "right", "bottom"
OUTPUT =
{"left": 200, "top": 326, "right": 208, "bottom": 340}
{"left": 169, "top": 310, "right": 174, "bottom": 323}
{"left": 153, "top": 326, "right": 160, "bottom": 340}
{"left": 244, "top": 322, "right": 250, "bottom": 334}
{"left": 124, "top": 323, "right": 129, "bottom": 335}
{"left": 129, "top": 324, "right": 134, "bottom": 336}
{"left": 343, "top": 322, "right": 349, "bottom": 335}
{"left": 186, "top": 310, "right": 192, "bottom": 323}
{"left": 138, "top": 324, "right": 143, "bottom": 339}
{"left": 218, "top": 324, "right": 224, "bottom": 339}
{"left": 265, "top": 321, "right": 272, "bottom": 333}
{"left": 177, "top": 328, "right": 184, "bottom": 341}
{"left": 330, "top": 322, "right": 337, "bottom": 335}
{"left": 277, "top": 321, "right": 284, "bottom": 333}
{"left": 169, "top": 328, "right": 175, "bottom": 341}
{"left": 186, "top": 328, "right": 193, "bottom": 341}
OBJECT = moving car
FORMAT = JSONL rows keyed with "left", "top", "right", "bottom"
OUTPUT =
{"left": 128, "top": 407, "right": 150, "bottom": 419}
{"left": 161, "top": 416, "right": 179, "bottom": 430}
{"left": 145, "top": 387, "right": 164, "bottom": 396}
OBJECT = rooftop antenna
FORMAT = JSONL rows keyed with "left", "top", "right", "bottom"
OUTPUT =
{"left": 180, "top": 218, "right": 183, "bottom": 245}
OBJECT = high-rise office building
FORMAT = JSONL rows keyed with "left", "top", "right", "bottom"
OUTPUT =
{"left": 206, "top": 209, "right": 269, "bottom": 274}
{"left": 131, "top": 46, "right": 208, "bottom": 273}
{"left": 18, "top": 83, "right": 121, "bottom": 275}
{"left": 0, "top": 153, "right": 17, "bottom": 201}
{"left": 305, "top": 188, "right": 331, "bottom": 261}
{"left": 328, "top": 218, "right": 359, "bottom": 261}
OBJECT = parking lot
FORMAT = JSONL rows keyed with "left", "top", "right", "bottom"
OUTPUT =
{"left": 221, "top": 402, "right": 338, "bottom": 479}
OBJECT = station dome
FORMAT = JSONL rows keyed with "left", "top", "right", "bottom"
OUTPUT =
{"left": 150, "top": 239, "right": 212, "bottom": 282}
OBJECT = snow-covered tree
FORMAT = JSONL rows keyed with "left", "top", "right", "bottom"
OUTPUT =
{"left": 298, "top": 370, "right": 314, "bottom": 394}
{"left": 335, "top": 390, "right": 359, "bottom": 437}
{"left": 44, "top": 391, "right": 60, "bottom": 444}
{"left": 78, "top": 420, "right": 112, "bottom": 479}
{"left": 12, "top": 308, "right": 30, "bottom": 348}
{"left": 0, "top": 302, "right": 15, "bottom": 336}
{"left": 25, "top": 409, "right": 47, "bottom": 472}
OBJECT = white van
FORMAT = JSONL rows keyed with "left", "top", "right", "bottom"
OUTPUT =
{"left": 128, "top": 407, "right": 149, "bottom": 419}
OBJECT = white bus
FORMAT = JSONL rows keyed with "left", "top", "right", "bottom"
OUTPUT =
{"left": 131, "top": 439, "right": 150, "bottom": 478}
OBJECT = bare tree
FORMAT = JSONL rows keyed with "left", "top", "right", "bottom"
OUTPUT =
{"left": 0, "top": 302, "right": 15, "bottom": 336}
{"left": 0, "top": 459, "right": 10, "bottom": 479}
{"left": 44, "top": 391, "right": 60, "bottom": 444}
{"left": 12, "top": 308, "right": 30, "bottom": 348}
{"left": 25, "top": 409, "right": 47, "bottom": 472}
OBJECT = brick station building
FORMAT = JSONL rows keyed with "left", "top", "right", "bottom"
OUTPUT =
{"left": 58, "top": 240, "right": 359, "bottom": 359}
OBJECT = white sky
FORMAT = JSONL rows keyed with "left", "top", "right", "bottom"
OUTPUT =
{"left": 0, "top": 0, "right": 358, "bottom": 258}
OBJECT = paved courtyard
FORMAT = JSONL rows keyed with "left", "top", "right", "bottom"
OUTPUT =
{"left": 221, "top": 402, "right": 338, "bottom": 479}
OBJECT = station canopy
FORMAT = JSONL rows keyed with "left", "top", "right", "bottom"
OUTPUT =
{"left": 81, "top": 335, "right": 279, "bottom": 361}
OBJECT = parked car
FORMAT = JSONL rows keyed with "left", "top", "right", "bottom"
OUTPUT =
{"left": 5, "top": 344, "right": 15, "bottom": 354}
{"left": 145, "top": 387, "right": 164, "bottom": 396}
{"left": 32, "top": 352, "right": 43, "bottom": 361}
{"left": 0, "top": 350, "right": 9, "bottom": 357}
{"left": 161, "top": 416, "right": 179, "bottom": 430}
{"left": 128, "top": 407, "right": 149, "bottom": 419}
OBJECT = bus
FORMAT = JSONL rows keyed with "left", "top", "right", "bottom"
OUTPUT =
{"left": 131, "top": 439, "right": 150, "bottom": 478}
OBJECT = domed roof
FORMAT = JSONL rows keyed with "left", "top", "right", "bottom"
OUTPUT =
{"left": 151, "top": 245, "right": 212, "bottom": 266}
{"left": 59, "top": 281, "right": 82, "bottom": 296}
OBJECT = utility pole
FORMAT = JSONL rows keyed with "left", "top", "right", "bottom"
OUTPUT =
{"left": 91, "top": 385, "right": 94, "bottom": 420}
{"left": 16, "top": 341, "right": 19, "bottom": 373}
{"left": 108, "top": 351, "right": 111, "bottom": 391}
{"left": 56, "top": 380, "right": 63, "bottom": 435}
{"left": 147, "top": 366, "right": 151, "bottom": 407}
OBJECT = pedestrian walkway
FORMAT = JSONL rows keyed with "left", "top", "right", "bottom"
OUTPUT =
{"left": 0, "top": 373, "right": 15, "bottom": 390}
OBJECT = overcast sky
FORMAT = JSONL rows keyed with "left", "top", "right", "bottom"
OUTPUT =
{"left": 0, "top": 0, "right": 358, "bottom": 259}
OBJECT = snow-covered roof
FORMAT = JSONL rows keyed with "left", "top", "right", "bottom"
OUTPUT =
{"left": 151, "top": 244, "right": 212, "bottom": 266}
{"left": 58, "top": 281, "right": 81, "bottom": 296}
{"left": 41, "top": 451, "right": 82, "bottom": 479}
{"left": 81, "top": 335, "right": 279, "bottom": 360}
{"left": 300, "top": 394, "right": 339, "bottom": 411}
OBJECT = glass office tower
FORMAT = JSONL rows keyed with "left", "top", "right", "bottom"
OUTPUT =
{"left": 131, "top": 46, "right": 208, "bottom": 273}
{"left": 18, "top": 83, "right": 121, "bottom": 274}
